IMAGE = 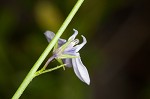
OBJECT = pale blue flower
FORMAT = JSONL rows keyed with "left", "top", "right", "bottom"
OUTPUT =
{"left": 44, "top": 29, "right": 90, "bottom": 85}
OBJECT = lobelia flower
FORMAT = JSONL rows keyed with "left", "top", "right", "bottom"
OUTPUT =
{"left": 44, "top": 29, "right": 90, "bottom": 85}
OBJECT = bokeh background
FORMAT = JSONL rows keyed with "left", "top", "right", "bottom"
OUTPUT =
{"left": 0, "top": 0, "right": 150, "bottom": 99}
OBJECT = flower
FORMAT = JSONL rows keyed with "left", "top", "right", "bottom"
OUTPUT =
{"left": 44, "top": 29, "right": 90, "bottom": 85}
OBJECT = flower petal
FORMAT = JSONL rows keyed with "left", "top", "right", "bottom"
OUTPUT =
{"left": 58, "top": 38, "right": 67, "bottom": 47}
{"left": 74, "top": 35, "right": 87, "bottom": 52}
{"left": 44, "top": 31, "right": 55, "bottom": 42}
{"left": 44, "top": 30, "right": 66, "bottom": 46}
{"left": 68, "top": 29, "right": 78, "bottom": 41}
{"left": 63, "top": 59, "right": 72, "bottom": 67}
{"left": 72, "top": 56, "right": 90, "bottom": 85}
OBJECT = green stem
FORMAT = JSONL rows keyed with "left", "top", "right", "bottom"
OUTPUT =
{"left": 12, "top": 0, "right": 84, "bottom": 99}
{"left": 35, "top": 64, "right": 66, "bottom": 77}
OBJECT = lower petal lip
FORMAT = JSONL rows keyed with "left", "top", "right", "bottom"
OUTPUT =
{"left": 72, "top": 57, "right": 90, "bottom": 85}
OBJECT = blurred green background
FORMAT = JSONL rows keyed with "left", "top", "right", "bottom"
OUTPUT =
{"left": 0, "top": 0, "right": 150, "bottom": 99}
